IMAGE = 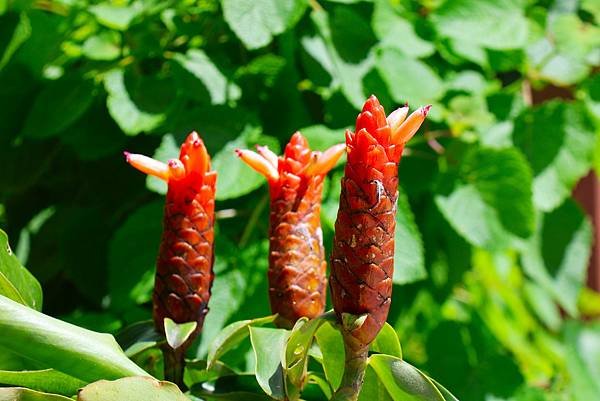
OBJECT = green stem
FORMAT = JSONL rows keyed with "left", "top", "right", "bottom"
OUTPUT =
{"left": 331, "top": 337, "right": 368, "bottom": 401}
{"left": 162, "top": 344, "right": 186, "bottom": 390}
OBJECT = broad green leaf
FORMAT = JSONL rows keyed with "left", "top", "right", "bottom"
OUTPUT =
{"left": 77, "top": 377, "right": 187, "bottom": 401}
{"left": 0, "top": 295, "right": 148, "bottom": 382}
{"left": 207, "top": 315, "right": 276, "bottom": 369}
{"left": 460, "top": 147, "right": 534, "bottom": 238}
{"left": 314, "top": 321, "right": 344, "bottom": 391}
{"left": 196, "top": 259, "right": 247, "bottom": 358}
{"left": 513, "top": 101, "right": 596, "bottom": 212}
{"left": 81, "top": 32, "right": 121, "bottom": 61}
{"left": 115, "top": 320, "right": 161, "bottom": 358}
{"left": 376, "top": 47, "right": 444, "bottom": 106}
{"left": 0, "top": 388, "right": 72, "bottom": 401}
{"left": 307, "top": 372, "right": 332, "bottom": 399}
{"left": 521, "top": 200, "right": 592, "bottom": 317}
{"left": 22, "top": 77, "right": 94, "bottom": 139}
{"left": 370, "top": 322, "right": 402, "bottom": 358}
{"left": 436, "top": 185, "right": 511, "bottom": 251}
{"left": 164, "top": 318, "right": 197, "bottom": 350}
{"left": 108, "top": 201, "right": 162, "bottom": 311}
{"left": 221, "top": 0, "right": 307, "bottom": 50}
{"left": 358, "top": 365, "right": 393, "bottom": 401}
{"left": 300, "top": 125, "right": 345, "bottom": 151}
{"left": 523, "top": 281, "right": 561, "bottom": 332}
{"left": 0, "top": 229, "right": 42, "bottom": 310}
{"left": 88, "top": 3, "right": 142, "bottom": 31}
{"left": 368, "top": 354, "right": 448, "bottom": 401}
{"left": 249, "top": 326, "right": 289, "bottom": 400}
{"left": 310, "top": 9, "right": 374, "bottom": 109}
{"left": 393, "top": 190, "right": 426, "bottom": 285}
{"left": 564, "top": 321, "right": 600, "bottom": 401}
{"left": 285, "top": 315, "right": 330, "bottom": 396}
{"left": 184, "top": 359, "right": 235, "bottom": 385}
{"left": 432, "top": 0, "right": 528, "bottom": 50}
{"left": 0, "top": 369, "right": 85, "bottom": 396}
{"left": 211, "top": 126, "right": 279, "bottom": 200}
{"left": 0, "top": 12, "right": 30, "bottom": 71}
{"left": 104, "top": 69, "right": 165, "bottom": 136}
{"left": 372, "top": 0, "right": 434, "bottom": 58}
{"left": 172, "top": 49, "right": 240, "bottom": 105}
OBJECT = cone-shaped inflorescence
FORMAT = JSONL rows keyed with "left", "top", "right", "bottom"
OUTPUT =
{"left": 330, "top": 96, "right": 430, "bottom": 400}
{"left": 125, "top": 131, "right": 216, "bottom": 386}
{"left": 236, "top": 133, "right": 345, "bottom": 328}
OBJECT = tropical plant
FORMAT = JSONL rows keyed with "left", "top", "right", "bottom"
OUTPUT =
{"left": 1, "top": 0, "right": 600, "bottom": 400}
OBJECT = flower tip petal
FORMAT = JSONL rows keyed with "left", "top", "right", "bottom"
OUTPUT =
{"left": 422, "top": 104, "right": 432, "bottom": 116}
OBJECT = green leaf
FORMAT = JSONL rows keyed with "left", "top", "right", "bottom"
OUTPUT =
{"left": 521, "top": 200, "right": 592, "bottom": 317}
{"left": 163, "top": 318, "right": 197, "bottom": 350}
{"left": 460, "top": 147, "right": 534, "bottom": 238}
{"left": 221, "top": 0, "right": 307, "bottom": 50}
{"left": 104, "top": 69, "right": 165, "bottom": 136}
{"left": 564, "top": 321, "right": 600, "bottom": 401}
{"left": 393, "top": 190, "right": 426, "bottom": 285}
{"left": 0, "top": 295, "right": 148, "bottom": 383}
{"left": 368, "top": 355, "right": 449, "bottom": 401}
{"left": 0, "top": 369, "right": 85, "bottom": 396}
{"left": 370, "top": 322, "right": 402, "bottom": 358}
{"left": 358, "top": 365, "right": 393, "bottom": 401}
{"left": 211, "top": 126, "right": 279, "bottom": 200}
{"left": 0, "top": 388, "right": 72, "bottom": 401}
{"left": 249, "top": 326, "right": 289, "bottom": 400}
{"left": 314, "top": 321, "right": 344, "bottom": 391}
{"left": 0, "top": 12, "right": 30, "bottom": 71}
{"left": 108, "top": 201, "right": 163, "bottom": 310}
{"left": 310, "top": 9, "right": 374, "bottom": 109}
{"left": 372, "top": 0, "right": 434, "bottom": 58}
{"left": 77, "top": 377, "right": 188, "bottom": 401}
{"left": 81, "top": 32, "right": 121, "bottom": 61}
{"left": 436, "top": 185, "right": 511, "bottom": 251}
{"left": 432, "top": 0, "right": 528, "bottom": 50}
{"left": 115, "top": 320, "right": 161, "bottom": 358}
{"left": 285, "top": 315, "right": 330, "bottom": 397}
{"left": 22, "top": 77, "right": 94, "bottom": 139}
{"left": 376, "top": 47, "right": 444, "bottom": 105}
{"left": 300, "top": 125, "right": 345, "bottom": 151}
{"left": 207, "top": 315, "right": 276, "bottom": 369}
{"left": 0, "top": 229, "right": 42, "bottom": 310}
{"left": 88, "top": 3, "right": 142, "bottom": 31}
{"left": 513, "top": 101, "right": 596, "bottom": 212}
{"left": 172, "top": 49, "right": 240, "bottom": 105}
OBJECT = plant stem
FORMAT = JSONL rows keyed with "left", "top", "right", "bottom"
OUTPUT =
{"left": 162, "top": 344, "right": 186, "bottom": 389}
{"left": 331, "top": 337, "right": 368, "bottom": 401}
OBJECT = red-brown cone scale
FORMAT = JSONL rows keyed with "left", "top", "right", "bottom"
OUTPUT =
{"left": 330, "top": 96, "right": 430, "bottom": 400}
{"left": 124, "top": 131, "right": 216, "bottom": 386}
{"left": 236, "top": 133, "right": 345, "bottom": 328}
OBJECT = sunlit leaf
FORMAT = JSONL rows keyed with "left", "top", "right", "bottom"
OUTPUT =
{"left": 221, "top": 0, "right": 307, "bottom": 50}
{"left": 0, "top": 229, "right": 42, "bottom": 310}
{"left": 77, "top": 377, "right": 187, "bottom": 401}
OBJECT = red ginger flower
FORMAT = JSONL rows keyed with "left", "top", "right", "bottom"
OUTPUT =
{"left": 125, "top": 132, "right": 216, "bottom": 343}
{"left": 236, "top": 133, "right": 345, "bottom": 328}
{"left": 329, "top": 96, "right": 429, "bottom": 399}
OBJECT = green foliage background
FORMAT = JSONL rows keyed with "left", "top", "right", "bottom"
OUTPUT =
{"left": 1, "top": 0, "right": 600, "bottom": 399}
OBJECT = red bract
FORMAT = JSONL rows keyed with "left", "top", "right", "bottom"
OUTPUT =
{"left": 329, "top": 95, "right": 429, "bottom": 399}
{"left": 125, "top": 132, "right": 217, "bottom": 343}
{"left": 237, "top": 133, "right": 345, "bottom": 328}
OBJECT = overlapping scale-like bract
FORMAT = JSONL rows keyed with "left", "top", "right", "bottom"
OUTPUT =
{"left": 330, "top": 95, "right": 429, "bottom": 349}
{"left": 125, "top": 132, "right": 216, "bottom": 344}
{"left": 237, "top": 133, "right": 345, "bottom": 328}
